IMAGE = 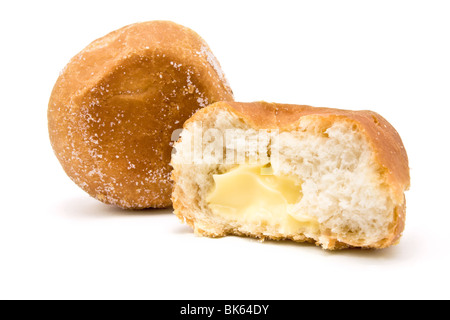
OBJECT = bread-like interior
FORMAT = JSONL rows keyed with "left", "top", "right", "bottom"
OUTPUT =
{"left": 171, "top": 102, "right": 409, "bottom": 249}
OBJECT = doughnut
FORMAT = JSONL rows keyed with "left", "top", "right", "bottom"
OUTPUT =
{"left": 48, "top": 21, "right": 234, "bottom": 209}
{"left": 171, "top": 101, "right": 410, "bottom": 249}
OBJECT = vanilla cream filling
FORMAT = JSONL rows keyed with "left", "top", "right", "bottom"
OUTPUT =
{"left": 207, "top": 164, "right": 319, "bottom": 235}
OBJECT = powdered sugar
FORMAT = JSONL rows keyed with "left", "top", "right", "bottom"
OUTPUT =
{"left": 49, "top": 21, "right": 233, "bottom": 209}
{"left": 197, "top": 44, "right": 231, "bottom": 90}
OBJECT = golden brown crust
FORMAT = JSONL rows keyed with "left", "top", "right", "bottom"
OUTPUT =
{"left": 176, "top": 101, "right": 410, "bottom": 249}
{"left": 48, "top": 21, "right": 233, "bottom": 209}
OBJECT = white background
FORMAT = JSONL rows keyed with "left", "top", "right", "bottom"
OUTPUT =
{"left": 1, "top": 0, "right": 449, "bottom": 300}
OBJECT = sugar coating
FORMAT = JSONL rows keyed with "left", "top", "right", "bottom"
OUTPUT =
{"left": 48, "top": 21, "right": 234, "bottom": 209}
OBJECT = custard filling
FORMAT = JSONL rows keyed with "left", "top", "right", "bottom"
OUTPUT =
{"left": 207, "top": 164, "right": 319, "bottom": 234}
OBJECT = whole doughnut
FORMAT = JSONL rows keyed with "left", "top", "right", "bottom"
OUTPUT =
{"left": 48, "top": 21, "right": 234, "bottom": 208}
